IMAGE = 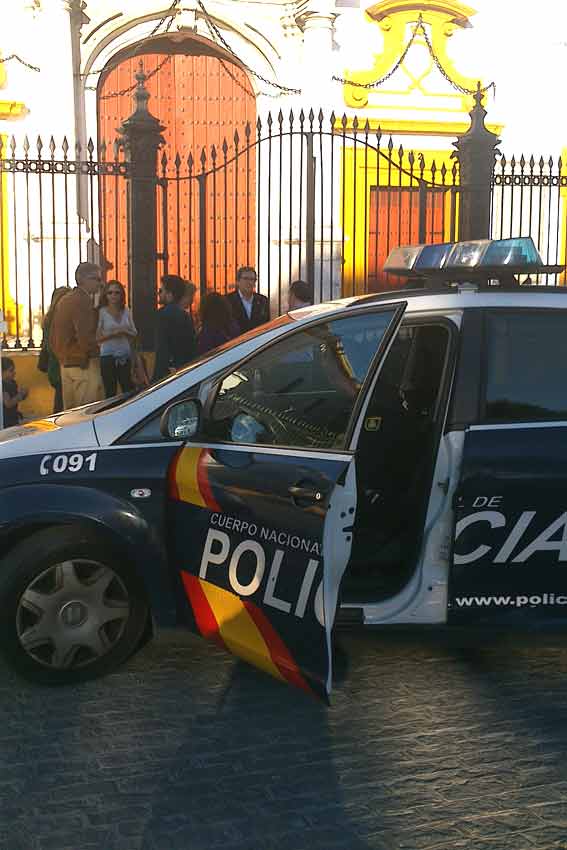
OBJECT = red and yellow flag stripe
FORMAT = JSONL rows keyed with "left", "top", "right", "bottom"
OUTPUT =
{"left": 168, "top": 446, "right": 221, "bottom": 511}
{"left": 182, "top": 572, "right": 314, "bottom": 696}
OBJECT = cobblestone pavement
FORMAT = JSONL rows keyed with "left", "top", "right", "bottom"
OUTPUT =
{"left": 2, "top": 630, "right": 567, "bottom": 850}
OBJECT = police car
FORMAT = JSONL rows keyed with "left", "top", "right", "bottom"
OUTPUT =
{"left": 1, "top": 236, "right": 566, "bottom": 699}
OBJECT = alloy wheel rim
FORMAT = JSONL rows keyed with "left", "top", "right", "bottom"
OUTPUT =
{"left": 16, "top": 559, "right": 131, "bottom": 670}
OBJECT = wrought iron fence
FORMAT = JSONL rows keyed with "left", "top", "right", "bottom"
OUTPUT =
{"left": 491, "top": 152, "right": 567, "bottom": 284}
{"left": 156, "top": 111, "right": 461, "bottom": 317}
{"left": 0, "top": 136, "right": 128, "bottom": 348}
{"left": 2, "top": 110, "right": 567, "bottom": 351}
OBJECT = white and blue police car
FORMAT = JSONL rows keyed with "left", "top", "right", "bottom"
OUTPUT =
{"left": 0, "top": 236, "right": 566, "bottom": 699}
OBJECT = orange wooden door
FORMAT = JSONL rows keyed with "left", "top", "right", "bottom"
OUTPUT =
{"left": 97, "top": 50, "right": 256, "bottom": 299}
{"left": 368, "top": 187, "right": 445, "bottom": 291}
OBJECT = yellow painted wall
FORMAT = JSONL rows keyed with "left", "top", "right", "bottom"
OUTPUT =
{"left": 340, "top": 143, "right": 460, "bottom": 294}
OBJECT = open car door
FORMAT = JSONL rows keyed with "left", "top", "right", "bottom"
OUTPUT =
{"left": 166, "top": 302, "right": 407, "bottom": 699}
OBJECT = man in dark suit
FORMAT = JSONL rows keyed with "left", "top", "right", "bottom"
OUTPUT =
{"left": 225, "top": 266, "right": 270, "bottom": 335}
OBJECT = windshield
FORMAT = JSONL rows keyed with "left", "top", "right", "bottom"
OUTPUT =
{"left": 127, "top": 313, "right": 295, "bottom": 403}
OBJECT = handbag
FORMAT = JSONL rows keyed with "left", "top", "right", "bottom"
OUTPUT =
{"left": 131, "top": 350, "right": 150, "bottom": 389}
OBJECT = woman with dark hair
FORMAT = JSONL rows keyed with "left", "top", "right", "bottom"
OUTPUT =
{"left": 197, "top": 292, "right": 238, "bottom": 355}
{"left": 96, "top": 280, "right": 137, "bottom": 397}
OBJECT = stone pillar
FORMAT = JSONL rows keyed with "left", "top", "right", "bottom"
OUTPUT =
{"left": 453, "top": 83, "right": 501, "bottom": 241}
{"left": 297, "top": 0, "right": 336, "bottom": 108}
{"left": 117, "top": 64, "right": 165, "bottom": 350}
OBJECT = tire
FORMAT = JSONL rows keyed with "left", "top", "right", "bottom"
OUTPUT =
{"left": 0, "top": 525, "right": 149, "bottom": 685}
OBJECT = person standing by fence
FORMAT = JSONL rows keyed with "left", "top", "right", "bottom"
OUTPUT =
{"left": 49, "top": 262, "right": 104, "bottom": 409}
{"left": 197, "top": 292, "right": 238, "bottom": 355}
{"left": 96, "top": 280, "right": 137, "bottom": 398}
{"left": 153, "top": 275, "right": 197, "bottom": 380}
{"left": 225, "top": 267, "right": 270, "bottom": 335}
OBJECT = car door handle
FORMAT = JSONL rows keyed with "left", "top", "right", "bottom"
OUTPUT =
{"left": 288, "top": 484, "right": 326, "bottom": 503}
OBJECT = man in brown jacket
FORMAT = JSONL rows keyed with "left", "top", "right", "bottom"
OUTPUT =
{"left": 49, "top": 262, "right": 104, "bottom": 409}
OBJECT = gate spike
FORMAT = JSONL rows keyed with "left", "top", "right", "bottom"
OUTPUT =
{"left": 352, "top": 116, "right": 358, "bottom": 132}
{"left": 234, "top": 129, "right": 240, "bottom": 146}
{"left": 62, "top": 136, "right": 69, "bottom": 157}
{"left": 308, "top": 108, "right": 315, "bottom": 129}
{"left": 520, "top": 153, "right": 525, "bottom": 169}
{"left": 548, "top": 155, "right": 554, "bottom": 169}
{"left": 364, "top": 119, "right": 370, "bottom": 136}
{"left": 75, "top": 139, "right": 82, "bottom": 159}
{"left": 87, "top": 137, "right": 94, "bottom": 156}
{"left": 23, "top": 135, "right": 30, "bottom": 156}
{"left": 539, "top": 156, "right": 545, "bottom": 170}
{"left": 188, "top": 152, "right": 194, "bottom": 171}
{"left": 529, "top": 155, "right": 535, "bottom": 169}
{"left": 500, "top": 153, "right": 506, "bottom": 168}
{"left": 9, "top": 136, "right": 16, "bottom": 156}
{"left": 161, "top": 150, "right": 168, "bottom": 169}
{"left": 49, "top": 136, "right": 56, "bottom": 156}
{"left": 408, "top": 150, "right": 415, "bottom": 167}
{"left": 299, "top": 109, "right": 305, "bottom": 127}
{"left": 100, "top": 140, "right": 107, "bottom": 161}
{"left": 222, "top": 137, "right": 229, "bottom": 156}
{"left": 277, "top": 109, "right": 284, "bottom": 128}
{"left": 36, "top": 135, "right": 43, "bottom": 156}
{"left": 200, "top": 147, "right": 207, "bottom": 170}
{"left": 341, "top": 113, "right": 347, "bottom": 131}
{"left": 318, "top": 108, "right": 324, "bottom": 127}
{"left": 288, "top": 109, "right": 294, "bottom": 127}
{"left": 174, "top": 152, "right": 181, "bottom": 169}
{"left": 387, "top": 136, "right": 393, "bottom": 152}
{"left": 256, "top": 116, "right": 262, "bottom": 134}
{"left": 267, "top": 112, "right": 273, "bottom": 130}
{"left": 398, "top": 143, "right": 404, "bottom": 161}
{"left": 376, "top": 126, "right": 382, "bottom": 146}
{"left": 440, "top": 161, "right": 447, "bottom": 179}
{"left": 330, "top": 110, "right": 336, "bottom": 129}
{"left": 211, "top": 144, "right": 217, "bottom": 164}
{"left": 245, "top": 121, "right": 251, "bottom": 140}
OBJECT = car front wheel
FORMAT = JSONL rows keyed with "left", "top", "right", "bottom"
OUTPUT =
{"left": 0, "top": 526, "right": 149, "bottom": 684}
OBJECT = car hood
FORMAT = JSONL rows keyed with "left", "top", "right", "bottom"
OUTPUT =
{"left": 0, "top": 414, "right": 99, "bottom": 459}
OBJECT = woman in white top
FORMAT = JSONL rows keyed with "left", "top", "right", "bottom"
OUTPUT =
{"left": 96, "top": 280, "right": 137, "bottom": 397}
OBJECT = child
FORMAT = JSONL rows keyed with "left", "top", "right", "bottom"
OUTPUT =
{"left": 2, "top": 357, "right": 28, "bottom": 428}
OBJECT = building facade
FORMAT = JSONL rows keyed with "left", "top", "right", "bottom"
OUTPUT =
{"left": 1, "top": 0, "right": 566, "bottom": 347}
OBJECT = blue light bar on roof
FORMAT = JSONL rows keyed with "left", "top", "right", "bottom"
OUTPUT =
{"left": 383, "top": 237, "right": 546, "bottom": 275}
{"left": 383, "top": 244, "right": 423, "bottom": 272}
{"left": 445, "top": 240, "right": 491, "bottom": 268}
{"left": 413, "top": 242, "right": 454, "bottom": 271}
{"left": 480, "top": 237, "right": 542, "bottom": 266}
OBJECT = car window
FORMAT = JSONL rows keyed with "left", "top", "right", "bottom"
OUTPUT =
{"left": 483, "top": 310, "right": 567, "bottom": 422}
{"left": 205, "top": 309, "right": 399, "bottom": 450}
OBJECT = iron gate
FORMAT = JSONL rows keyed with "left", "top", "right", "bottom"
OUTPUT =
{"left": 156, "top": 110, "right": 462, "bottom": 315}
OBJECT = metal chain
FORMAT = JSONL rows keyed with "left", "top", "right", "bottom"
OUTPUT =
{"left": 334, "top": 14, "right": 495, "bottom": 96}
{"left": 419, "top": 21, "right": 495, "bottom": 96}
{"left": 85, "top": 0, "right": 180, "bottom": 96}
{"left": 197, "top": 0, "right": 301, "bottom": 94}
{"left": 95, "top": 54, "right": 172, "bottom": 99}
{"left": 332, "top": 19, "right": 420, "bottom": 88}
{"left": 0, "top": 54, "right": 40, "bottom": 72}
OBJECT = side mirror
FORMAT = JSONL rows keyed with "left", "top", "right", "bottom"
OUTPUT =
{"left": 160, "top": 398, "right": 202, "bottom": 440}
